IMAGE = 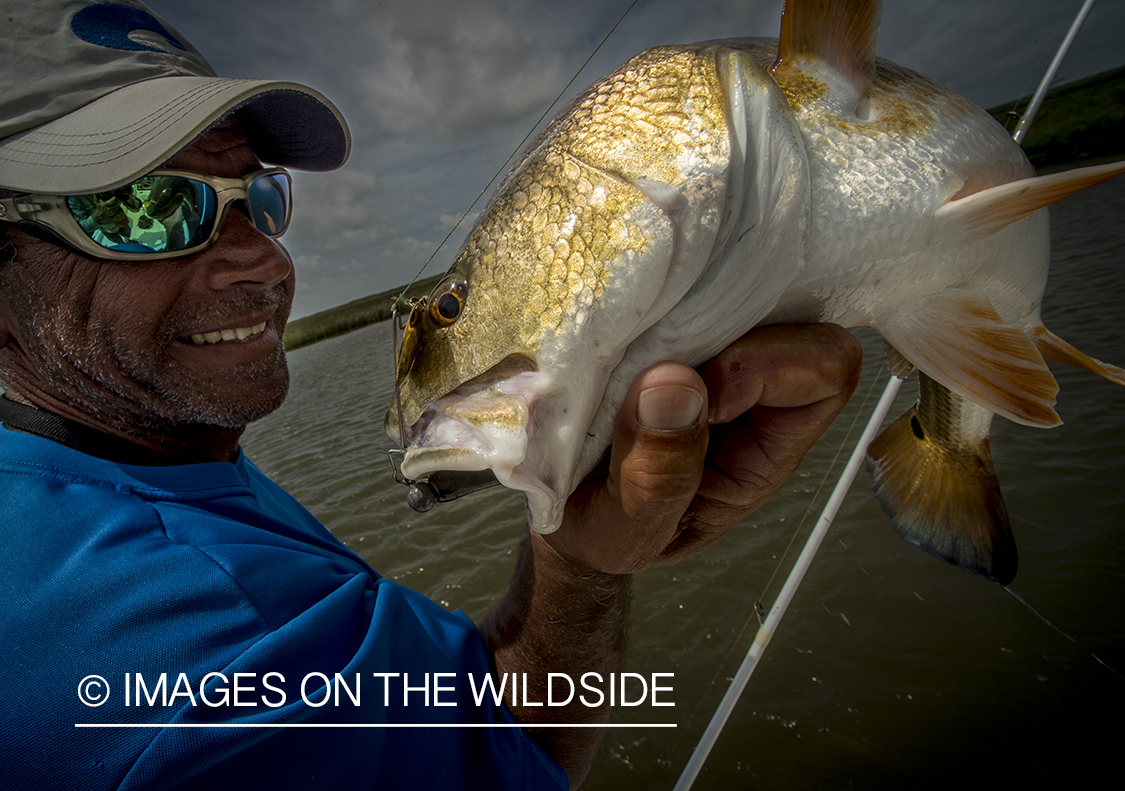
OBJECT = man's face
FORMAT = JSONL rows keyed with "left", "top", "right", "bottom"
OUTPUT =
{"left": 0, "top": 120, "right": 296, "bottom": 436}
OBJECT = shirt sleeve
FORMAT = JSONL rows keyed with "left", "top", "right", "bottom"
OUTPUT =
{"left": 0, "top": 438, "right": 567, "bottom": 791}
{"left": 118, "top": 575, "right": 569, "bottom": 790}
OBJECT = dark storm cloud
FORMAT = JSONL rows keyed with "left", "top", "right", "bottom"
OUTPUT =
{"left": 146, "top": 0, "right": 1125, "bottom": 317}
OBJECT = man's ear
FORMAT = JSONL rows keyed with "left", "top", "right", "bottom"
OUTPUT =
{"left": 0, "top": 224, "right": 15, "bottom": 350}
{"left": 0, "top": 290, "right": 14, "bottom": 351}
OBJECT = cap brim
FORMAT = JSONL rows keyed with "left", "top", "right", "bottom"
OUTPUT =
{"left": 0, "top": 76, "right": 350, "bottom": 193}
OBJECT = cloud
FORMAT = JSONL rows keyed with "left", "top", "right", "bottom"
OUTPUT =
{"left": 287, "top": 168, "right": 382, "bottom": 255}
{"left": 348, "top": 3, "right": 573, "bottom": 136}
{"left": 438, "top": 211, "right": 480, "bottom": 232}
{"left": 290, "top": 236, "right": 438, "bottom": 319}
{"left": 282, "top": 166, "right": 442, "bottom": 316}
{"left": 146, "top": 0, "right": 1125, "bottom": 316}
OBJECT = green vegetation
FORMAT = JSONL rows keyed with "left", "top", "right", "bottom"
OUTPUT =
{"left": 283, "top": 273, "right": 443, "bottom": 351}
{"left": 987, "top": 65, "right": 1125, "bottom": 170}
{"left": 286, "top": 66, "right": 1124, "bottom": 350}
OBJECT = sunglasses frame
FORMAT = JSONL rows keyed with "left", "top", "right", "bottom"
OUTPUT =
{"left": 0, "top": 167, "right": 292, "bottom": 261}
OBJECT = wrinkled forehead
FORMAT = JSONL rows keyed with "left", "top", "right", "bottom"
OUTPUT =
{"left": 162, "top": 116, "right": 262, "bottom": 176}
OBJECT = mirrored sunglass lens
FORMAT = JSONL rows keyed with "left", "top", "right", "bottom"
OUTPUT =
{"left": 67, "top": 177, "right": 216, "bottom": 254}
{"left": 247, "top": 173, "right": 290, "bottom": 237}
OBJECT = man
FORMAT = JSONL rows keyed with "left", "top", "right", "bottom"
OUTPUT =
{"left": 0, "top": 1, "right": 861, "bottom": 787}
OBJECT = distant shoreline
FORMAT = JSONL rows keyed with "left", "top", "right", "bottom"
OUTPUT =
{"left": 284, "top": 274, "right": 443, "bottom": 351}
{"left": 285, "top": 65, "right": 1125, "bottom": 351}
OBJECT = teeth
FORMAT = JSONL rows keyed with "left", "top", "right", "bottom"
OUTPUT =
{"left": 190, "top": 322, "right": 267, "bottom": 346}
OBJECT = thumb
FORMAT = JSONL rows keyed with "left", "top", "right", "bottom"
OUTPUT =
{"left": 616, "top": 363, "right": 709, "bottom": 523}
{"left": 551, "top": 362, "right": 709, "bottom": 574}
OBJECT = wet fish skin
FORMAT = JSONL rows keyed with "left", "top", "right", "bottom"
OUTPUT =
{"left": 387, "top": 0, "right": 1125, "bottom": 561}
{"left": 392, "top": 40, "right": 804, "bottom": 530}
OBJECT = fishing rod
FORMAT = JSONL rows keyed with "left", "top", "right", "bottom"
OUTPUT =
{"left": 1013, "top": 0, "right": 1097, "bottom": 145}
{"left": 672, "top": 374, "right": 902, "bottom": 791}
{"left": 671, "top": 2, "right": 1099, "bottom": 788}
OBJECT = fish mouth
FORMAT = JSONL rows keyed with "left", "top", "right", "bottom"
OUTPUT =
{"left": 398, "top": 383, "right": 534, "bottom": 480}
{"left": 389, "top": 355, "right": 559, "bottom": 519}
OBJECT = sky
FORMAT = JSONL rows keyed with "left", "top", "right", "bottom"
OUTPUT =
{"left": 145, "top": 0, "right": 1125, "bottom": 319}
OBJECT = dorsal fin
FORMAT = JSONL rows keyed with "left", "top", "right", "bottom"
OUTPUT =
{"left": 935, "top": 160, "right": 1125, "bottom": 242}
{"left": 773, "top": 0, "right": 882, "bottom": 98}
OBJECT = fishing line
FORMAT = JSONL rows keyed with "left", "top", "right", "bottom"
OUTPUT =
{"left": 1004, "top": 2, "right": 1076, "bottom": 127}
{"left": 1002, "top": 586, "right": 1076, "bottom": 642}
{"left": 392, "top": 0, "right": 643, "bottom": 313}
{"left": 1002, "top": 586, "right": 1124, "bottom": 681}
{"left": 1003, "top": 0, "right": 1089, "bottom": 135}
{"left": 669, "top": 2, "right": 1102, "bottom": 786}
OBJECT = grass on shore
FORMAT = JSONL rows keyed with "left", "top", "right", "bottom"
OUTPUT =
{"left": 986, "top": 65, "right": 1125, "bottom": 169}
{"left": 283, "top": 274, "right": 443, "bottom": 351}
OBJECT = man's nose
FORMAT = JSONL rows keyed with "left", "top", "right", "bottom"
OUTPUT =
{"left": 198, "top": 207, "right": 292, "bottom": 291}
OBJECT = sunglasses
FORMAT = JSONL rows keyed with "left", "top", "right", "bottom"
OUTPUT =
{"left": 0, "top": 167, "right": 292, "bottom": 261}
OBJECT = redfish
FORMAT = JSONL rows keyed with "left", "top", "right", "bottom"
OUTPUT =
{"left": 387, "top": 0, "right": 1124, "bottom": 583}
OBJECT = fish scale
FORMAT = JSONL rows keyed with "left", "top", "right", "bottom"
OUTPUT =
{"left": 388, "top": 0, "right": 1125, "bottom": 581}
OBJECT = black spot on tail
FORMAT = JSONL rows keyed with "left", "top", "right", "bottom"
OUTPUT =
{"left": 910, "top": 415, "right": 925, "bottom": 440}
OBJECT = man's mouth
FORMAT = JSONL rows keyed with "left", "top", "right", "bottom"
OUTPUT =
{"left": 187, "top": 321, "right": 268, "bottom": 345}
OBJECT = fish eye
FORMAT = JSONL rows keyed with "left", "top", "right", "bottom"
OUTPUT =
{"left": 429, "top": 278, "right": 468, "bottom": 326}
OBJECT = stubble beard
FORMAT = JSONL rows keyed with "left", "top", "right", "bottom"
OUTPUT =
{"left": 12, "top": 282, "right": 293, "bottom": 436}
{"left": 115, "top": 283, "right": 295, "bottom": 430}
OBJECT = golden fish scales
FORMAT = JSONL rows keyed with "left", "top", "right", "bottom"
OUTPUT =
{"left": 394, "top": 46, "right": 732, "bottom": 428}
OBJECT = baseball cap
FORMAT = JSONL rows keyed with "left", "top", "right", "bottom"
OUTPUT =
{"left": 0, "top": 0, "right": 351, "bottom": 194}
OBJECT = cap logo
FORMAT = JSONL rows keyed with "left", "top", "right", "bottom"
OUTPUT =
{"left": 70, "top": 3, "right": 188, "bottom": 54}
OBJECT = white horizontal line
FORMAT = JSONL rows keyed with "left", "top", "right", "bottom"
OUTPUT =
{"left": 75, "top": 723, "right": 676, "bottom": 729}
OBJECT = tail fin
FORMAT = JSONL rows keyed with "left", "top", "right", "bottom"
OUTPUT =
{"left": 865, "top": 376, "right": 1017, "bottom": 585}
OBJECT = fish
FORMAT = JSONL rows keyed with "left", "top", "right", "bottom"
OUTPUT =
{"left": 385, "top": 0, "right": 1125, "bottom": 581}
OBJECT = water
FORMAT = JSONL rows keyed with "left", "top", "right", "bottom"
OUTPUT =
{"left": 242, "top": 175, "right": 1125, "bottom": 789}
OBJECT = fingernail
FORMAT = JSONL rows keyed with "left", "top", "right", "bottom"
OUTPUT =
{"left": 637, "top": 385, "right": 705, "bottom": 431}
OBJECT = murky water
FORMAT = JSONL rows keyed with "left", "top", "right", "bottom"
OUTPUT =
{"left": 242, "top": 175, "right": 1125, "bottom": 789}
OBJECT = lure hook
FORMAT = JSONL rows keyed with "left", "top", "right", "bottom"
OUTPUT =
{"left": 385, "top": 302, "right": 501, "bottom": 512}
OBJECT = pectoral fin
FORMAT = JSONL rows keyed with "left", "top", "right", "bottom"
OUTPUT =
{"left": 935, "top": 160, "right": 1125, "bottom": 243}
{"left": 883, "top": 341, "right": 915, "bottom": 378}
{"left": 875, "top": 290, "right": 1060, "bottom": 427}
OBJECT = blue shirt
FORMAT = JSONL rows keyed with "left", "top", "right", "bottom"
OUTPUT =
{"left": 0, "top": 423, "right": 567, "bottom": 789}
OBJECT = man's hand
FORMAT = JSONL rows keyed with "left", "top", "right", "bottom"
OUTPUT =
{"left": 547, "top": 323, "right": 863, "bottom": 574}
{"left": 481, "top": 324, "right": 862, "bottom": 787}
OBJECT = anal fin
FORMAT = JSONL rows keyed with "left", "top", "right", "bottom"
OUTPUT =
{"left": 875, "top": 290, "right": 1060, "bottom": 427}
